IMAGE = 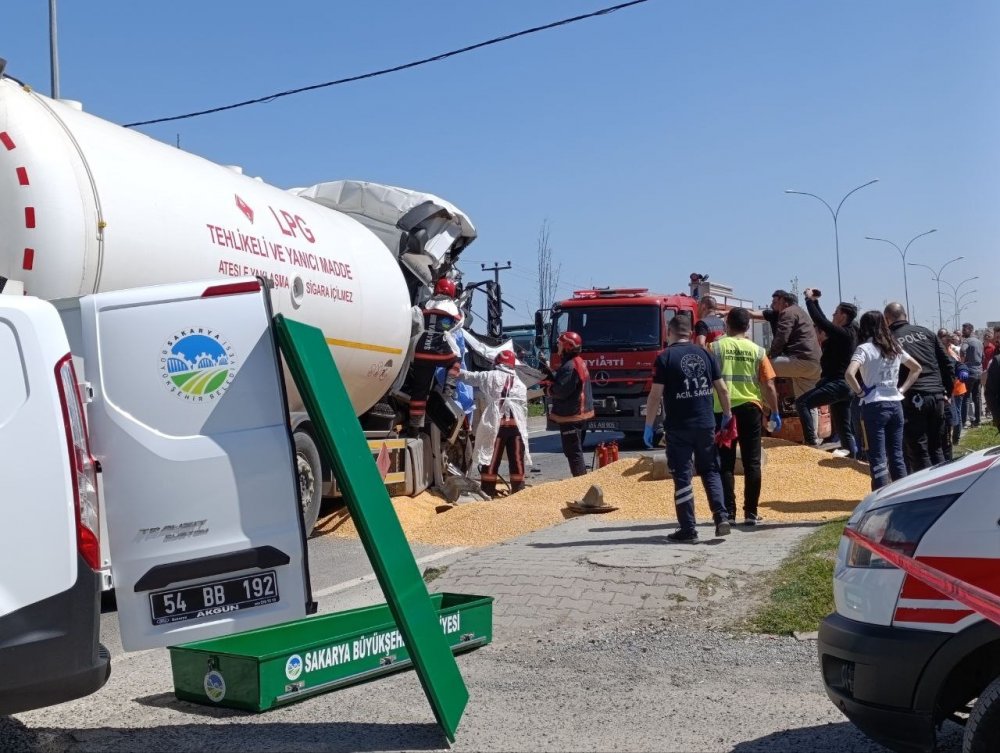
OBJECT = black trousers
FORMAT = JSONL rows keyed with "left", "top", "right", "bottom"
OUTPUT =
{"left": 406, "top": 355, "right": 456, "bottom": 430}
{"left": 558, "top": 421, "right": 588, "bottom": 477}
{"left": 479, "top": 424, "right": 526, "bottom": 496}
{"left": 716, "top": 403, "right": 763, "bottom": 517}
{"left": 902, "top": 393, "right": 948, "bottom": 472}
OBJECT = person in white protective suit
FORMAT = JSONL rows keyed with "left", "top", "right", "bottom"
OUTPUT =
{"left": 451, "top": 350, "right": 532, "bottom": 498}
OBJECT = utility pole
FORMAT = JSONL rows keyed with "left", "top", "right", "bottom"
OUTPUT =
{"left": 481, "top": 262, "right": 512, "bottom": 340}
{"left": 49, "top": 0, "right": 60, "bottom": 99}
{"left": 481, "top": 261, "right": 511, "bottom": 286}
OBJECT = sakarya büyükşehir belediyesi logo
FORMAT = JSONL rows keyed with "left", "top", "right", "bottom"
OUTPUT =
{"left": 160, "top": 328, "right": 237, "bottom": 401}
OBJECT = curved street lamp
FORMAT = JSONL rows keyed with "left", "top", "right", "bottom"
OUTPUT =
{"left": 940, "top": 275, "right": 978, "bottom": 302}
{"left": 908, "top": 256, "right": 964, "bottom": 330}
{"left": 943, "top": 288, "right": 979, "bottom": 330}
{"left": 864, "top": 229, "right": 936, "bottom": 315}
{"left": 956, "top": 300, "right": 978, "bottom": 325}
{"left": 785, "top": 179, "right": 879, "bottom": 302}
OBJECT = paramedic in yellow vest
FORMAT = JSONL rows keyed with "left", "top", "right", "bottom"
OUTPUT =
{"left": 710, "top": 307, "right": 781, "bottom": 526}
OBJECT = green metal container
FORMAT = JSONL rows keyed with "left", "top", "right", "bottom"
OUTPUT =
{"left": 168, "top": 592, "right": 492, "bottom": 712}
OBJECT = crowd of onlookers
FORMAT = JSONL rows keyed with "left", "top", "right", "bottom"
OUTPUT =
{"left": 935, "top": 324, "right": 999, "bottom": 440}
{"left": 758, "top": 289, "right": 1000, "bottom": 491}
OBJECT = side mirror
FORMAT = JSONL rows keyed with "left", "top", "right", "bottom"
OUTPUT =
{"left": 534, "top": 311, "right": 545, "bottom": 348}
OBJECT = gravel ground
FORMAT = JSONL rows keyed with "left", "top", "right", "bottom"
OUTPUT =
{"left": 2, "top": 605, "right": 965, "bottom": 753}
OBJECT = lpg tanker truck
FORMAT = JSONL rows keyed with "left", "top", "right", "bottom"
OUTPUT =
{"left": 0, "top": 68, "right": 498, "bottom": 537}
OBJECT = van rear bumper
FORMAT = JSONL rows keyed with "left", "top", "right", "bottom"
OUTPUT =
{"left": 0, "top": 556, "right": 111, "bottom": 715}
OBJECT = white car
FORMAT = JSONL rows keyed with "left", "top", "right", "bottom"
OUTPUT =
{"left": 819, "top": 447, "right": 1000, "bottom": 753}
{"left": 0, "top": 293, "right": 110, "bottom": 713}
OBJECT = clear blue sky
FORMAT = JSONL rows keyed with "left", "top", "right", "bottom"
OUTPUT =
{"left": 3, "top": 1, "right": 998, "bottom": 329}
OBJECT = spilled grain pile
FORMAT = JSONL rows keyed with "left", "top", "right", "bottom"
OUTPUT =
{"left": 314, "top": 437, "right": 871, "bottom": 548}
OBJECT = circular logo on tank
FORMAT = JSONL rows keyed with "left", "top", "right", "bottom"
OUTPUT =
{"left": 160, "top": 328, "right": 238, "bottom": 402}
{"left": 593, "top": 371, "right": 611, "bottom": 386}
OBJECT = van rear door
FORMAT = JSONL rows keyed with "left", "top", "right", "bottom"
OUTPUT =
{"left": 64, "top": 278, "right": 311, "bottom": 651}
{"left": 0, "top": 296, "right": 110, "bottom": 713}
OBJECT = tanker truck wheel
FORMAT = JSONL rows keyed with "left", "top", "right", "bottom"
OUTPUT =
{"left": 294, "top": 431, "right": 323, "bottom": 534}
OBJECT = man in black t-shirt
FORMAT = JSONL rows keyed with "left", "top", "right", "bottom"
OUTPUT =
{"left": 643, "top": 314, "right": 733, "bottom": 542}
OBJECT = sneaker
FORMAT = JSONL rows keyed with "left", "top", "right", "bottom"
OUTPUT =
{"left": 666, "top": 529, "right": 699, "bottom": 543}
{"left": 831, "top": 448, "right": 851, "bottom": 458}
{"left": 715, "top": 521, "right": 731, "bottom": 537}
{"left": 726, "top": 508, "right": 737, "bottom": 521}
{"left": 744, "top": 513, "right": 764, "bottom": 526}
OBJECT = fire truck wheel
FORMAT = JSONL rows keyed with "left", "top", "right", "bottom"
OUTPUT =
{"left": 294, "top": 430, "right": 324, "bottom": 534}
{"left": 965, "top": 674, "right": 1000, "bottom": 753}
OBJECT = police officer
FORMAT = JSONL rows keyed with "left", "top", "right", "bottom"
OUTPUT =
{"left": 405, "top": 277, "right": 462, "bottom": 435}
{"left": 883, "top": 302, "right": 955, "bottom": 470}
{"left": 545, "top": 331, "right": 594, "bottom": 477}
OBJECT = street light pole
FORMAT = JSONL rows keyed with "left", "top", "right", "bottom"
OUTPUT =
{"left": 940, "top": 276, "right": 979, "bottom": 330}
{"left": 864, "top": 228, "right": 937, "bottom": 315}
{"left": 785, "top": 179, "right": 879, "bottom": 303}
{"left": 908, "top": 256, "right": 964, "bottom": 330}
{"left": 942, "top": 292, "right": 976, "bottom": 331}
{"left": 48, "top": 0, "right": 60, "bottom": 99}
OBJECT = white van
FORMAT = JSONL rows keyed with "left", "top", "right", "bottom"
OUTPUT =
{"left": 0, "top": 278, "right": 312, "bottom": 711}
{"left": 819, "top": 448, "right": 1000, "bottom": 753}
{"left": 0, "top": 293, "right": 109, "bottom": 713}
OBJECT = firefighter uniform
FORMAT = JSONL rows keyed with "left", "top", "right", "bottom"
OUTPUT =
{"left": 547, "top": 332, "right": 594, "bottom": 477}
{"left": 407, "top": 283, "right": 462, "bottom": 433}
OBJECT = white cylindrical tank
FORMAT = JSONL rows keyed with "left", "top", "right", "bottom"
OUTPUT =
{"left": 0, "top": 79, "right": 411, "bottom": 415}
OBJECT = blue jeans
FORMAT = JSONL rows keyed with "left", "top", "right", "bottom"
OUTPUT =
{"left": 948, "top": 397, "right": 962, "bottom": 450}
{"left": 861, "top": 401, "right": 907, "bottom": 490}
{"left": 665, "top": 427, "right": 727, "bottom": 533}
{"left": 795, "top": 378, "right": 855, "bottom": 453}
{"left": 961, "top": 376, "right": 982, "bottom": 426}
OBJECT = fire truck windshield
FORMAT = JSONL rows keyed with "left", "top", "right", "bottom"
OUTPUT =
{"left": 551, "top": 305, "right": 660, "bottom": 351}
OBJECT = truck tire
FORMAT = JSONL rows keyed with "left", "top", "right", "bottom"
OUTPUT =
{"left": 964, "top": 675, "right": 1000, "bottom": 753}
{"left": 294, "top": 430, "right": 323, "bottom": 535}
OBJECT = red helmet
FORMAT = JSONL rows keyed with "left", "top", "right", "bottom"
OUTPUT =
{"left": 558, "top": 331, "right": 583, "bottom": 351}
{"left": 434, "top": 277, "right": 457, "bottom": 298}
{"left": 495, "top": 350, "right": 516, "bottom": 368}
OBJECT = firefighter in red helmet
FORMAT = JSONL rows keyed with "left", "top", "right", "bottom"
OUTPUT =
{"left": 451, "top": 349, "right": 531, "bottom": 497}
{"left": 405, "top": 276, "right": 463, "bottom": 435}
{"left": 546, "top": 331, "right": 594, "bottom": 476}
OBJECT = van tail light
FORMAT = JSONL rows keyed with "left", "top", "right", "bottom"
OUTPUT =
{"left": 55, "top": 354, "right": 101, "bottom": 571}
{"left": 846, "top": 495, "right": 958, "bottom": 569}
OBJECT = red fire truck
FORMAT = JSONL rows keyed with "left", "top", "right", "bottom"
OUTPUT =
{"left": 535, "top": 278, "right": 762, "bottom": 441}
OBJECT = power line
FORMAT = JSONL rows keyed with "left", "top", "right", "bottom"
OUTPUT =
{"left": 123, "top": 0, "right": 652, "bottom": 128}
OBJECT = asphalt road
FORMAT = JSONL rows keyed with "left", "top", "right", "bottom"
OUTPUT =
{"left": 523, "top": 415, "right": 650, "bottom": 486}
{"left": 4, "top": 419, "right": 959, "bottom": 752}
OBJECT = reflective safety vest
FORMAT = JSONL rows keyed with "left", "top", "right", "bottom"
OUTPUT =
{"left": 711, "top": 335, "right": 765, "bottom": 411}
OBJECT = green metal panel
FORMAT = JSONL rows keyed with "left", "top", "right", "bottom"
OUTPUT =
{"left": 169, "top": 593, "right": 492, "bottom": 712}
{"left": 273, "top": 315, "right": 468, "bottom": 740}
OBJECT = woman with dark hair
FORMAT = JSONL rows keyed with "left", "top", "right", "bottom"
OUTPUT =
{"left": 846, "top": 311, "right": 922, "bottom": 489}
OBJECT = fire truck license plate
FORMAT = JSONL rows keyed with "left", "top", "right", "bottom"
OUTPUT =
{"left": 590, "top": 421, "right": 619, "bottom": 430}
{"left": 149, "top": 571, "right": 279, "bottom": 625}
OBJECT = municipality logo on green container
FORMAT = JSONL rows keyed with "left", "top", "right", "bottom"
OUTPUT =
{"left": 203, "top": 670, "right": 226, "bottom": 703}
{"left": 161, "top": 328, "right": 238, "bottom": 401}
{"left": 285, "top": 654, "right": 303, "bottom": 681}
